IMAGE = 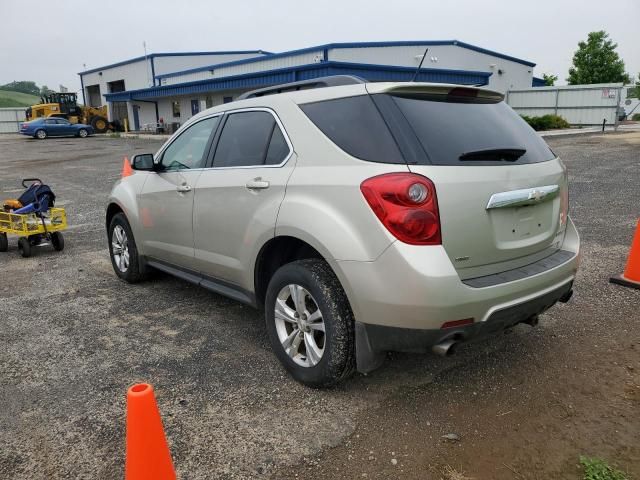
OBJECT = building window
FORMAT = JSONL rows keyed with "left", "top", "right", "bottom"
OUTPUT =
{"left": 205, "top": 96, "right": 213, "bottom": 109}
{"left": 172, "top": 101, "right": 181, "bottom": 118}
{"left": 223, "top": 96, "right": 233, "bottom": 104}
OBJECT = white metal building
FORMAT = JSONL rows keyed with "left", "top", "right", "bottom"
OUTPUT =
{"left": 78, "top": 40, "right": 540, "bottom": 131}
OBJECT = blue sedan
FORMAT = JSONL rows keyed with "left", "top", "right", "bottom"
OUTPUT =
{"left": 20, "top": 118, "right": 94, "bottom": 139}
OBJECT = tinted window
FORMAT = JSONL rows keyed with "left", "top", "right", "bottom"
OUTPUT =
{"left": 45, "top": 119, "right": 57, "bottom": 125}
{"left": 265, "top": 125, "right": 290, "bottom": 165}
{"left": 300, "top": 95, "right": 403, "bottom": 164}
{"left": 214, "top": 111, "right": 283, "bottom": 167}
{"left": 161, "top": 116, "right": 219, "bottom": 170}
{"left": 56, "top": 119, "right": 70, "bottom": 125}
{"left": 391, "top": 95, "right": 555, "bottom": 165}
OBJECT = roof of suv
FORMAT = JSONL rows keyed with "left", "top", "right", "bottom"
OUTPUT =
{"left": 184, "top": 81, "right": 504, "bottom": 129}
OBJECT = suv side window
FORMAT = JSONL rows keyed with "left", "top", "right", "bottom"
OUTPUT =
{"left": 300, "top": 95, "right": 403, "bottom": 164}
{"left": 213, "top": 111, "right": 290, "bottom": 168}
{"left": 161, "top": 116, "right": 219, "bottom": 170}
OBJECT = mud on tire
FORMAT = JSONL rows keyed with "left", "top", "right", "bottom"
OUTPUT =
{"left": 265, "top": 259, "right": 356, "bottom": 387}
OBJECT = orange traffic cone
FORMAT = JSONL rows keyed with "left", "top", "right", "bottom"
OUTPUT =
{"left": 125, "top": 383, "right": 176, "bottom": 480}
{"left": 122, "top": 156, "right": 134, "bottom": 178}
{"left": 610, "top": 220, "right": 640, "bottom": 290}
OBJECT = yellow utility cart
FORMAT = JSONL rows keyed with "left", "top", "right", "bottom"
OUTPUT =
{"left": 0, "top": 179, "right": 67, "bottom": 257}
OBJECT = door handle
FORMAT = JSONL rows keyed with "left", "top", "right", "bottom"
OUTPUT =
{"left": 246, "top": 179, "right": 270, "bottom": 190}
{"left": 176, "top": 184, "right": 192, "bottom": 193}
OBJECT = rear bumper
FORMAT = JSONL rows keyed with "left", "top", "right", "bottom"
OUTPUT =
{"left": 336, "top": 217, "right": 579, "bottom": 344}
{"left": 357, "top": 279, "right": 573, "bottom": 355}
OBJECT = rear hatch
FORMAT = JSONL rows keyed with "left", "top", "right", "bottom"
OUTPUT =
{"left": 368, "top": 84, "right": 568, "bottom": 278}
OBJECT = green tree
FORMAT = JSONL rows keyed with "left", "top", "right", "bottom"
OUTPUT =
{"left": 39, "top": 85, "right": 53, "bottom": 96}
{"left": 0, "top": 80, "right": 40, "bottom": 95}
{"left": 542, "top": 73, "right": 558, "bottom": 86}
{"left": 567, "top": 31, "right": 630, "bottom": 85}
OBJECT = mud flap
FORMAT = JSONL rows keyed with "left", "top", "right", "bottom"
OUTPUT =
{"left": 355, "top": 321, "right": 385, "bottom": 374}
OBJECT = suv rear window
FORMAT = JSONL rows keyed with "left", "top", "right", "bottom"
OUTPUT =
{"left": 390, "top": 95, "right": 555, "bottom": 165}
{"left": 300, "top": 93, "right": 555, "bottom": 166}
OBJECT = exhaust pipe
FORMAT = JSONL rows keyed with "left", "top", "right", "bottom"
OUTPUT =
{"left": 432, "top": 339, "right": 457, "bottom": 357}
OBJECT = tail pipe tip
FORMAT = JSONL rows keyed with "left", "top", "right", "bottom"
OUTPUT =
{"left": 432, "top": 339, "right": 458, "bottom": 357}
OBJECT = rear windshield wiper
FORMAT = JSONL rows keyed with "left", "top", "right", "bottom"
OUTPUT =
{"left": 459, "top": 148, "right": 526, "bottom": 162}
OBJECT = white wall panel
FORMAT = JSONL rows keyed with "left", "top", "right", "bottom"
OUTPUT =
{"left": 329, "top": 45, "right": 534, "bottom": 93}
{"left": 0, "top": 107, "right": 26, "bottom": 133}
{"left": 507, "top": 83, "right": 623, "bottom": 125}
{"left": 161, "top": 51, "right": 323, "bottom": 86}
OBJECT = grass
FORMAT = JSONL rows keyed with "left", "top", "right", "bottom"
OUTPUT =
{"left": 441, "top": 465, "right": 473, "bottom": 480}
{"left": 0, "top": 89, "right": 41, "bottom": 108}
{"left": 580, "top": 456, "right": 628, "bottom": 480}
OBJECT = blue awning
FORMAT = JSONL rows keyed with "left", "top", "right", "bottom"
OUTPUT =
{"left": 105, "top": 61, "right": 492, "bottom": 102}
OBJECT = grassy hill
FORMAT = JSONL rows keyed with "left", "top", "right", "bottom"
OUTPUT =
{"left": 0, "top": 89, "right": 40, "bottom": 108}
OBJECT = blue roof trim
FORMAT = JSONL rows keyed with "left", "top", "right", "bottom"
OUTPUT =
{"left": 78, "top": 50, "right": 270, "bottom": 75}
{"left": 532, "top": 76, "right": 547, "bottom": 87}
{"left": 155, "top": 40, "right": 535, "bottom": 80}
{"left": 104, "top": 61, "right": 491, "bottom": 102}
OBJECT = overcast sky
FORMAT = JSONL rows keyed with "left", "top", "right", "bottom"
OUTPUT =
{"left": 1, "top": 0, "right": 638, "bottom": 94}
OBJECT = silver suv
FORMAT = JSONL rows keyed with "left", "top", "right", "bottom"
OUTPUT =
{"left": 106, "top": 77, "right": 580, "bottom": 387}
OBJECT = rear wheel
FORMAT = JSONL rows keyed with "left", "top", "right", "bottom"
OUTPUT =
{"left": 18, "top": 237, "right": 31, "bottom": 257}
{"left": 0, "top": 233, "right": 7, "bottom": 252}
{"left": 108, "top": 213, "right": 148, "bottom": 283}
{"left": 78, "top": 128, "right": 88, "bottom": 138}
{"left": 51, "top": 232, "right": 64, "bottom": 251}
{"left": 265, "top": 259, "right": 356, "bottom": 387}
{"left": 35, "top": 129, "right": 47, "bottom": 140}
{"left": 91, "top": 116, "right": 108, "bottom": 133}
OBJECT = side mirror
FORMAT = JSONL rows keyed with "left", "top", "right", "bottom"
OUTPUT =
{"left": 131, "top": 153, "right": 155, "bottom": 171}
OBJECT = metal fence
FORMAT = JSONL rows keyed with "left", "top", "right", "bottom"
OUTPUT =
{"left": 506, "top": 83, "right": 623, "bottom": 126}
{"left": 0, "top": 107, "right": 26, "bottom": 133}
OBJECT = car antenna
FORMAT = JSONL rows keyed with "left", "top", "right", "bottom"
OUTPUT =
{"left": 411, "top": 48, "right": 429, "bottom": 82}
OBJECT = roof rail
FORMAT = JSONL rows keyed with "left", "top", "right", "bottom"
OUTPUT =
{"left": 237, "top": 75, "right": 366, "bottom": 100}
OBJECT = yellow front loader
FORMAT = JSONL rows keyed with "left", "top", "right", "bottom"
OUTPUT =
{"left": 25, "top": 92, "right": 117, "bottom": 133}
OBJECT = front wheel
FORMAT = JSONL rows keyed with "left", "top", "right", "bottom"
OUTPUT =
{"left": 265, "top": 259, "right": 356, "bottom": 387}
{"left": 35, "top": 129, "right": 47, "bottom": 140}
{"left": 78, "top": 128, "right": 88, "bottom": 138}
{"left": 108, "top": 213, "right": 147, "bottom": 283}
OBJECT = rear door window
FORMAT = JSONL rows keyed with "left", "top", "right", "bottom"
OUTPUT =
{"left": 213, "top": 111, "right": 290, "bottom": 167}
{"left": 390, "top": 95, "right": 555, "bottom": 165}
{"left": 300, "top": 95, "right": 403, "bottom": 164}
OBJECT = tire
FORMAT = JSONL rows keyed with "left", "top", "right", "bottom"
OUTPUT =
{"left": 265, "top": 259, "right": 356, "bottom": 387}
{"left": 78, "top": 128, "right": 88, "bottom": 138}
{"left": 91, "top": 116, "right": 108, "bottom": 133}
{"left": 51, "top": 232, "right": 64, "bottom": 251}
{"left": 35, "top": 129, "right": 47, "bottom": 140}
{"left": 18, "top": 237, "right": 31, "bottom": 258}
{"left": 0, "top": 233, "right": 7, "bottom": 252}
{"left": 108, "top": 213, "right": 148, "bottom": 283}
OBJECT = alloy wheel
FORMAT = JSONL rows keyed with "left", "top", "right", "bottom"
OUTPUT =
{"left": 111, "top": 225, "right": 130, "bottom": 272}
{"left": 274, "top": 284, "right": 326, "bottom": 367}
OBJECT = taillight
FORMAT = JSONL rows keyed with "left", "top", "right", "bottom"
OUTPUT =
{"left": 559, "top": 160, "right": 569, "bottom": 228}
{"left": 360, "top": 173, "right": 441, "bottom": 245}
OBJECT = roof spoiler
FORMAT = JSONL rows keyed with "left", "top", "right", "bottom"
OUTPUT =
{"left": 237, "top": 75, "right": 366, "bottom": 100}
{"left": 369, "top": 83, "right": 504, "bottom": 102}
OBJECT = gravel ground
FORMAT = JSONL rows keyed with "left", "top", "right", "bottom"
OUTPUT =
{"left": 0, "top": 132, "right": 638, "bottom": 479}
